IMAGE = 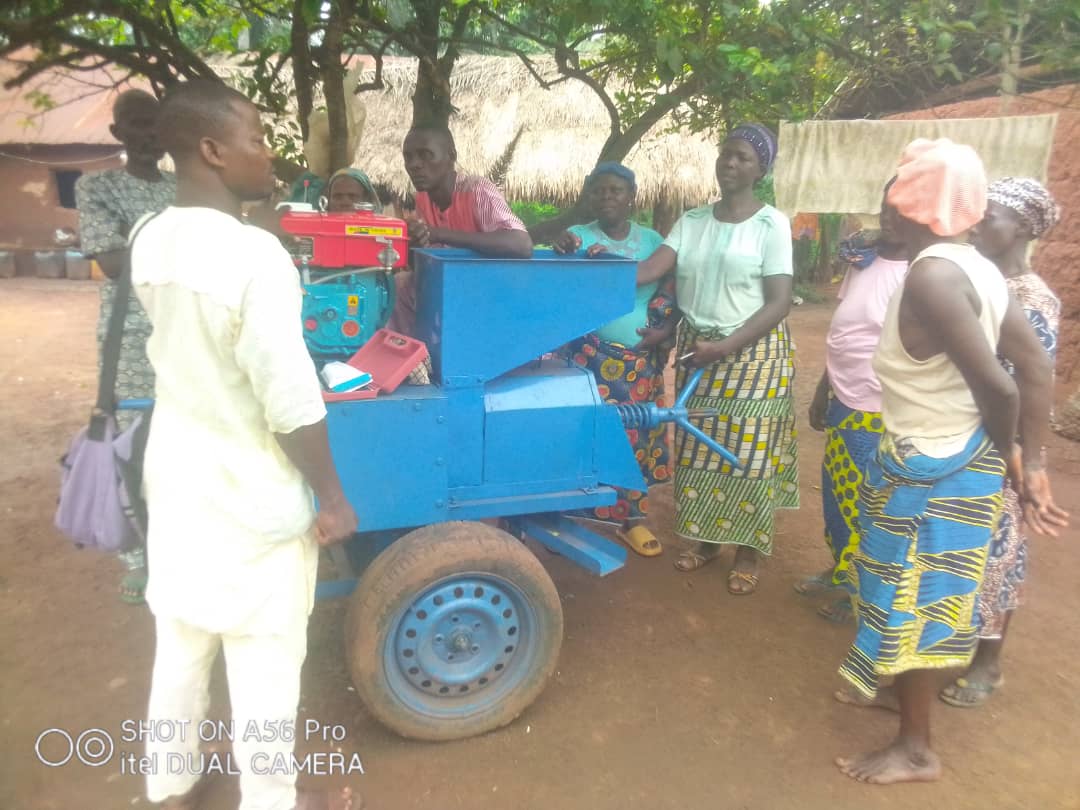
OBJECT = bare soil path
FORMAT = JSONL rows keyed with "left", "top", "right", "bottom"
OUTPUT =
{"left": 2, "top": 278, "right": 1078, "bottom": 810}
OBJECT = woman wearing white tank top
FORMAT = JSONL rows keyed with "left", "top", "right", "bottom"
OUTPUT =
{"left": 834, "top": 139, "right": 1068, "bottom": 786}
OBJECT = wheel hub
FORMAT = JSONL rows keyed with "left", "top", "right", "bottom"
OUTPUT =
{"left": 393, "top": 577, "right": 522, "bottom": 697}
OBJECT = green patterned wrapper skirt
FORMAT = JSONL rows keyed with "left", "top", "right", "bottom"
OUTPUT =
{"left": 673, "top": 322, "right": 799, "bottom": 554}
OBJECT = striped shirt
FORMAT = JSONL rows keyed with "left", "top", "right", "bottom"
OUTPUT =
{"left": 414, "top": 173, "right": 526, "bottom": 237}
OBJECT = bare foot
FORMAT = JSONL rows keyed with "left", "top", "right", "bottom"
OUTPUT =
{"left": 834, "top": 685, "right": 899, "bottom": 713}
{"left": 296, "top": 787, "right": 358, "bottom": 810}
{"left": 836, "top": 737, "right": 942, "bottom": 784}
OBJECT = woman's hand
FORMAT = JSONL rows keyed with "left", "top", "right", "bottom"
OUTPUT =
{"left": 809, "top": 389, "right": 828, "bottom": 432}
{"left": 1020, "top": 465, "right": 1070, "bottom": 537}
{"left": 551, "top": 230, "right": 582, "bottom": 255}
{"left": 809, "top": 373, "right": 830, "bottom": 432}
{"left": 634, "top": 323, "right": 675, "bottom": 352}
{"left": 683, "top": 338, "right": 730, "bottom": 368}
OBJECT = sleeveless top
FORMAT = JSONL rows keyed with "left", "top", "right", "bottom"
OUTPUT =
{"left": 872, "top": 242, "right": 1009, "bottom": 457}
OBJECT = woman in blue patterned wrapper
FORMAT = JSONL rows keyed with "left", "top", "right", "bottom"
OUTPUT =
{"left": 552, "top": 163, "right": 675, "bottom": 557}
{"left": 75, "top": 89, "right": 176, "bottom": 606}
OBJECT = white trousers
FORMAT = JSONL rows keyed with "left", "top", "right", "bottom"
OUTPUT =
{"left": 146, "top": 616, "right": 307, "bottom": 810}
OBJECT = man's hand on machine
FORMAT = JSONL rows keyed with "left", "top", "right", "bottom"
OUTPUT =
{"left": 314, "top": 492, "right": 359, "bottom": 547}
{"left": 405, "top": 216, "right": 431, "bottom": 247}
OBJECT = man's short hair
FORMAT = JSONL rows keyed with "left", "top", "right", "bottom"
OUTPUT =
{"left": 112, "top": 89, "right": 158, "bottom": 124}
{"left": 157, "top": 80, "right": 254, "bottom": 159}
{"left": 406, "top": 122, "right": 456, "bottom": 153}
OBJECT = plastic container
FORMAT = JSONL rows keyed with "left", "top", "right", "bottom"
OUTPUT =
{"left": 34, "top": 250, "right": 66, "bottom": 279}
{"left": 323, "top": 328, "right": 429, "bottom": 403}
{"left": 65, "top": 250, "right": 92, "bottom": 280}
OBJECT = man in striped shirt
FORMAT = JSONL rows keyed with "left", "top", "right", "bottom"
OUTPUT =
{"left": 389, "top": 124, "right": 532, "bottom": 335}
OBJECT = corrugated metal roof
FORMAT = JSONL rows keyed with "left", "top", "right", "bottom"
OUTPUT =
{"left": 0, "top": 48, "right": 150, "bottom": 145}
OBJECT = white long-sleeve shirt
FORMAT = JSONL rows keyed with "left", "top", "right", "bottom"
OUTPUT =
{"left": 132, "top": 206, "right": 326, "bottom": 634}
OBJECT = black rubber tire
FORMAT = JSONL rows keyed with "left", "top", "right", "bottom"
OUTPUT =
{"left": 345, "top": 521, "right": 563, "bottom": 741}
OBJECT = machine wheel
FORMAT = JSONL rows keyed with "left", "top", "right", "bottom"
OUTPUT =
{"left": 345, "top": 521, "right": 563, "bottom": 741}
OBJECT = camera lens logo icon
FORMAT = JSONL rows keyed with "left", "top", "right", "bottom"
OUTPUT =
{"left": 35, "top": 728, "right": 114, "bottom": 767}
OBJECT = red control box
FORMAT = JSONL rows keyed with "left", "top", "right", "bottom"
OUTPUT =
{"left": 280, "top": 210, "right": 410, "bottom": 269}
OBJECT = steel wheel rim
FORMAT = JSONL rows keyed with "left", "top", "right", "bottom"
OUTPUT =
{"left": 383, "top": 572, "right": 540, "bottom": 719}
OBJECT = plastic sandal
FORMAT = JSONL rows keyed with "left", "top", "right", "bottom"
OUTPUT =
{"left": 793, "top": 569, "right": 843, "bottom": 597}
{"left": 817, "top": 597, "right": 854, "bottom": 624}
{"left": 119, "top": 568, "right": 148, "bottom": 606}
{"left": 939, "top": 675, "right": 1004, "bottom": 708}
{"left": 674, "top": 547, "right": 719, "bottom": 572}
{"left": 617, "top": 525, "right": 663, "bottom": 557}
{"left": 727, "top": 569, "right": 759, "bottom": 595}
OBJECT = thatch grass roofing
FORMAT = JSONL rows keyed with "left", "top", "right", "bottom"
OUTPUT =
{"left": 223, "top": 55, "right": 721, "bottom": 207}
{"left": 352, "top": 56, "right": 720, "bottom": 206}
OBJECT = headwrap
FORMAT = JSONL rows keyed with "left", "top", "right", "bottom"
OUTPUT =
{"left": 887, "top": 138, "right": 986, "bottom": 237}
{"left": 587, "top": 162, "right": 636, "bottom": 194}
{"left": 987, "top": 177, "right": 1060, "bottom": 239}
{"left": 326, "top": 167, "right": 382, "bottom": 213}
{"left": 728, "top": 123, "right": 778, "bottom": 173}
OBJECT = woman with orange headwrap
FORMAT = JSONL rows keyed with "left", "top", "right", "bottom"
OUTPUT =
{"left": 834, "top": 140, "right": 1067, "bottom": 785}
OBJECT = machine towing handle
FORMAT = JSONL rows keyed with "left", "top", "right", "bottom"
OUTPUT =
{"left": 616, "top": 367, "right": 741, "bottom": 469}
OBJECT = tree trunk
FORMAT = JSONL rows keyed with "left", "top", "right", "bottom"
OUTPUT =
{"left": 530, "top": 82, "right": 700, "bottom": 244}
{"left": 409, "top": 0, "right": 454, "bottom": 128}
{"left": 651, "top": 197, "right": 682, "bottom": 237}
{"left": 321, "top": 1, "right": 350, "bottom": 173}
{"left": 291, "top": 0, "right": 315, "bottom": 141}
{"left": 527, "top": 199, "right": 592, "bottom": 245}
{"left": 1000, "top": 7, "right": 1029, "bottom": 112}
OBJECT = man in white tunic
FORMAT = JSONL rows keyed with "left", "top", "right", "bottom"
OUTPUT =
{"left": 132, "top": 80, "right": 356, "bottom": 810}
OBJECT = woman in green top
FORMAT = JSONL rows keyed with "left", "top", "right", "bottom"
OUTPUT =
{"left": 552, "top": 163, "right": 675, "bottom": 557}
{"left": 637, "top": 124, "right": 798, "bottom": 594}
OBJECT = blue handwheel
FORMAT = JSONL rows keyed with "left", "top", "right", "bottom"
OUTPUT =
{"left": 345, "top": 521, "right": 563, "bottom": 741}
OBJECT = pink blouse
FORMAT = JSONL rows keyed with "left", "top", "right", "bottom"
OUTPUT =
{"left": 826, "top": 256, "right": 908, "bottom": 413}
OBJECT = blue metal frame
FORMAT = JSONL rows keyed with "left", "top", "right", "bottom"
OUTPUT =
{"left": 119, "top": 249, "right": 742, "bottom": 597}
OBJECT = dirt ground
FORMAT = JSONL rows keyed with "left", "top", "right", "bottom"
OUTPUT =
{"left": 2, "top": 278, "right": 1079, "bottom": 810}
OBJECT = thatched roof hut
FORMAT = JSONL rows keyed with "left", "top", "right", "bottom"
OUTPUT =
{"left": 319, "top": 56, "right": 721, "bottom": 207}
{"left": 349, "top": 56, "right": 719, "bottom": 206}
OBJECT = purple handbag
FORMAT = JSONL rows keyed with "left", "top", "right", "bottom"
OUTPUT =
{"left": 55, "top": 414, "right": 144, "bottom": 551}
{"left": 54, "top": 216, "right": 154, "bottom": 551}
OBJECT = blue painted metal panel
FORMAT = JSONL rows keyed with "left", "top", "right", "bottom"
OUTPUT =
{"left": 483, "top": 365, "right": 596, "bottom": 487}
{"left": 593, "top": 403, "right": 649, "bottom": 492}
{"left": 413, "top": 248, "right": 636, "bottom": 384}
{"left": 517, "top": 514, "right": 627, "bottom": 576}
{"left": 325, "top": 385, "right": 450, "bottom": 531}
{"left": 448, "top": 487, "right": 616, "bottom": 522}
{"left": 445, "top": 386, "right": 485, "bottom": 488}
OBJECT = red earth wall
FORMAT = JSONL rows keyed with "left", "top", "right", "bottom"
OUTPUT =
{"left": 890, "top": 84, "right": 1080, "bottom": 386}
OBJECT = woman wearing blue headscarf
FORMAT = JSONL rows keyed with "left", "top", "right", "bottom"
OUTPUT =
{"left": 636, "top": 124, "right": 798, "bottom": 595}
{"left": 552, "top": 162, "right": 674, "bottom": 557}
